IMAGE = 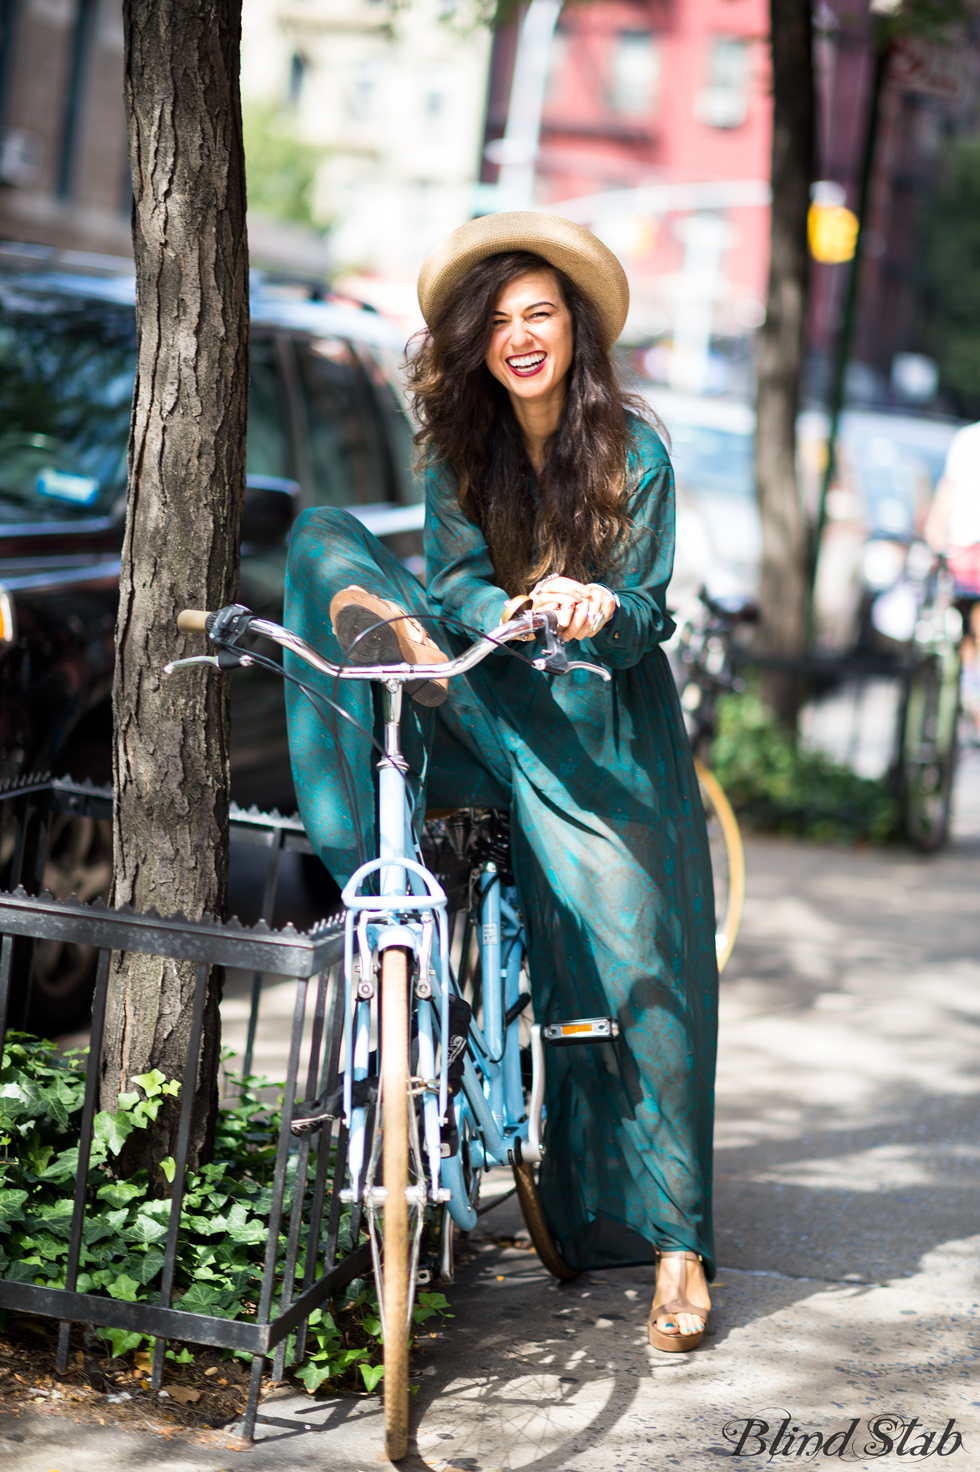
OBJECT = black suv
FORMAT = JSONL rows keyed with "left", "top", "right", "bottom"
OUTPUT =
{"left": 0, "top": 243, "right": 423, "bottom": 797}
{"left": 0, "top": 244, "right": 423, "bottom": 1025}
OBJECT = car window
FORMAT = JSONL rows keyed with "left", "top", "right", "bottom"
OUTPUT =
{"left": 0, "top": 279, "right": 135, "bottom": 520}
{"left": 363, "top": 344, "right": 422, "bottom": 505}
{"left": 247, "top": 336, "right": 294, "bottom": 483}
{"left": 294, "top": 336, "right": 398, "bottom": 508}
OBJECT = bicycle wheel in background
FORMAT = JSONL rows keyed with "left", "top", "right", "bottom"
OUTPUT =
{"left": 695, "top": 759, "right": 745, "bottom": 973}
{"left": 379, "top": 945, "right": 412, "bottom": 1462}
{"left": 901, "top": 646, "right": 961, "bottom": 852}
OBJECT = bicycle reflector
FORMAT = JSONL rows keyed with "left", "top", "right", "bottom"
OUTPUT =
{"left": 541, "top": 1017, "right": 619, "bottom": 1045}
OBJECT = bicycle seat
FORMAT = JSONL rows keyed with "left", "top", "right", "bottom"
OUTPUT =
{"left": 699, "top": 587, "right": 759, "bottom": 623}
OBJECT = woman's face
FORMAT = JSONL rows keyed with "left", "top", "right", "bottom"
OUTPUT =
{"left": 484, "top": 269, "right": 574, "bottom": 407}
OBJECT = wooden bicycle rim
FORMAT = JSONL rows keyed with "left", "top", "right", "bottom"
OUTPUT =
{"left": 694, "top": 759, "right": 745, "bottom": 973}
{"left": 382, "top": 945, "right": 411, "bottom": 1461}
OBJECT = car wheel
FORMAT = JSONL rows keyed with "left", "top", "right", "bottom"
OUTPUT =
{"left": 26, "top": 812, "right": 113, "bottom": 1035}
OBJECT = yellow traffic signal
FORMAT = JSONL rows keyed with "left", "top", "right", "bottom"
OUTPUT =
{"left": 808, "top": 202, "right": 860, "bottom": 264}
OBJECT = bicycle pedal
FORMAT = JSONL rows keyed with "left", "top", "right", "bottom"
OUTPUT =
{"left": 541, "top": 1016, "right": 619, "bottom": 1045}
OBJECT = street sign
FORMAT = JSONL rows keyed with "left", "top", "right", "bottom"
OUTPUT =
{"left": 890, "top": 36, "right": 965, "bottom": 101}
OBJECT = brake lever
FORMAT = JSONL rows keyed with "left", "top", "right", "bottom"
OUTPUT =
{"left": 163, "top": 647, "right": 255, "bottom": 675}
{"left": 532, "top": 611, "right": 570, "bottom": 673}
{"left": 530, "top": 612, "right": 611, "bottom": 680}
{"left": 566, "top": 660, "right": 612, "bottom": 681}
{"left": 164, "top": 654, "right": 220, "bottom": 674}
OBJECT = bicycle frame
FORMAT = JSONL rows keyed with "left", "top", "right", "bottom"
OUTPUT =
{"left": 165, "top": 605, "right": 609, "bottom": 1237}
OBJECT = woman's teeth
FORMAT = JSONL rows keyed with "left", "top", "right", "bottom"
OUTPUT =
{"left": 508, "top": 353, "right": 546, "bottom": 375}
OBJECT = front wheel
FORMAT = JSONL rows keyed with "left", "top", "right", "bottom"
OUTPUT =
{"left": 380, "top": 945, "right": 411, "bottom": 1462}
{"left": 900, "top": 648, "right": 960, "bottom": 852}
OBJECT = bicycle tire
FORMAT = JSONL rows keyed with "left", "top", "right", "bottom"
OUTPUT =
{"left": 695, "top": 759, "right": 745, "bottom": 973}
{"left": 512, "top": 1160, "right": 578, "bottom": 1281}
{"left": 381, "top": 945, "right": 411, "bottom": 1462}
{"left": 901, "top": 648, "right": 961, "bottom": 852}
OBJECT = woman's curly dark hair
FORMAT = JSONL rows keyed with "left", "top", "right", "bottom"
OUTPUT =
{"left": 406, "top": 250, "right": 651, "bottom": 596}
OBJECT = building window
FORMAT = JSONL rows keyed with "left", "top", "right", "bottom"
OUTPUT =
{"left": 349, "top": 60, "right": 380, "bottom": 123}
{"left": 288, "top": 53, "right": 306, "bottom": 107}
{"left": 695, "top": 37, "right": 750, "bottom": 129}
{"left": 607, "top": 30, "right": 660, "bottom": 118}
{"left": 58, "top": 0, "right": 98, "bottom": 200}
{"left": 424, "top": 67, "right": 449, "bottom": 124}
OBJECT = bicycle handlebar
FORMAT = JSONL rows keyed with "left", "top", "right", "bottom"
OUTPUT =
{"left": 171, "top": 604, "right": 611, "bottom": 683}
{"left": 177, "top": 609, "right": 210, "bottom": 633}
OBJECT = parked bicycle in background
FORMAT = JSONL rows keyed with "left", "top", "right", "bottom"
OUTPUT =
{"left": 665, "top": 589, "right": 749, "bottom": 971}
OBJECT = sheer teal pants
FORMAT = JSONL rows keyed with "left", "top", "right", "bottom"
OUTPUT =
{"left": 285, "top": 509, "right": 718, "bottom": 1277}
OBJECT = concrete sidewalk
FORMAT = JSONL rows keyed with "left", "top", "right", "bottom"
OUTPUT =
{"left": 4, "top": 755, "right": 980, "bottom": 1469}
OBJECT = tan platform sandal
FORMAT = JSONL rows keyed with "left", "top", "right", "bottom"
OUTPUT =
{"left": 329, "top": 586, "right": 449, "bottom": 707}
{"left": 647, "top": 1250, "right": 710, "bottom": 1353}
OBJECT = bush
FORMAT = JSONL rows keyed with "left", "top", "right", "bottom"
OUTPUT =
{"left": 242, "top": 101, "right": 324, "bottom": 228}
{"left": 0, "top": 1035, "right": 449, "bottom": 1390}
{"left": 711, "top": 690, "right": 900, "bottom": 844}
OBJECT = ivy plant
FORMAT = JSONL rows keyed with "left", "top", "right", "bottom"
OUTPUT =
{"left": 0, "top": 1035, "right": 451, "bottom": 1389}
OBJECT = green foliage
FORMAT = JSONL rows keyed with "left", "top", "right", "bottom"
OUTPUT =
{"left": 0, "top": 1036, "right": 450, "bottom": 1393}
{"left": 242, "top": 101, "right": 324, "bottom": 228}
{"left": 921, "top": 137, "right": 980, "bottom": 418}
{"left": 711, "top": 691, "right": 900, "bottom": 843}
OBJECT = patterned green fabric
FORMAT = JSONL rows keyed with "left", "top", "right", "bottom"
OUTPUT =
{"left": 284, "top": 415, "right": 718, "bottom": 1276}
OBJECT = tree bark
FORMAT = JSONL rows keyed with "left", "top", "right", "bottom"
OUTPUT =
{"left": 101, "top": 0, "right": 249, "bottom": 1177}
{"left": 754, "top": 0, "right": 814, "bottom": 725}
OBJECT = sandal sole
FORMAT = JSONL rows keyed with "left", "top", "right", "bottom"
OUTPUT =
{"left": 332, "top": 605, "right": 447, "bottom": 708}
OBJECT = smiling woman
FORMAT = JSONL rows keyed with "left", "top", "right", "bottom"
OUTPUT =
{"left": 284, "top": 212, "right": 720, "bottom": 1369}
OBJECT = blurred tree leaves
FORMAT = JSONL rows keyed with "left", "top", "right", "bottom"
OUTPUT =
{"left": 921, "top": 138, "right": 980, "bottom": 418}
{"left": 243, "top": 101, "right": 324, "bottom": 228}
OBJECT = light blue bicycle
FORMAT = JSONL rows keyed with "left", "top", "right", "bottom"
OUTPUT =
{"left": 170, "top": 599, "right": 613, "bottom": 1460}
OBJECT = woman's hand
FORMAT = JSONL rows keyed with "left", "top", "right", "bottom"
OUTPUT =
{"left": 530, "top": 577, "right": 616, "bottom": 642}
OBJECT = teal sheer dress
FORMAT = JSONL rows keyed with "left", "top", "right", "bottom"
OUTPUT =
{"left": 284, "top": 413, "right": 718, "bottom": 1277}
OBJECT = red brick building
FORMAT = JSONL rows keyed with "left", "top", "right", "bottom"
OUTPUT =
{"left": 481, "top": 0, "right": 980, "bottom": 406}
{"left": 482, "top": 0, "right": 773, "bottom": 390}
{"left": 0, "top": 0, "right": 131, "bottom": 259}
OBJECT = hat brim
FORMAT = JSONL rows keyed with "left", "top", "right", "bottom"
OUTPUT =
{"left": 417, "top": 212, "right": 629, "bottom": 350}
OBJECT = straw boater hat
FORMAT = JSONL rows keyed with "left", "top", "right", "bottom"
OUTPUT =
{"left": 417, "top": 211, "right": 629, "bottom": 351}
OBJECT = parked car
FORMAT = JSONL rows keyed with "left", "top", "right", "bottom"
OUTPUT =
{"left": 650, "top": 385, "right": 962, "bottom": 644}
{"left": 0, "top": 241, "right": 423, "bottom": 1028}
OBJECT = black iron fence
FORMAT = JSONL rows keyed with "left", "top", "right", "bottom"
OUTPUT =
{"left": 0, "top": 778, "right": 467, "bottom": 1440}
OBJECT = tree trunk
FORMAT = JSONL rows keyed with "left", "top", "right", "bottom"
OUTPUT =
{"left": 100, "top": 0, "right": 249, "bottom": 1178}
{"left": 754, "top": 0, "right": 814, "bottom": 725}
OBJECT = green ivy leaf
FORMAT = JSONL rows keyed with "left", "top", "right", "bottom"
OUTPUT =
{"left": 294, "top": 1358, "right": 335, "bottom": 1393}
{"left": 93, "top": 1109, "right": 134, "bottom": 1157}
{"left": 96, "top": 1179, "right": 146, "bottom": 1209}
{"left": 130, "top": 1069, "right": 168, "bottom": 1099}
{"left": 107, "top": 1273, "right": 142, "bottom": 1303}
{"left": 99, "top": 1327, "right": 144, "bottom": 1359}
{"left": 127, "top": 1247, "right": 166, "bottom": 1286}
{"left": 178, "top": 1281, "right": 231, "bottom": 1315}
{"left": 159, "top": 1156, "right": 176, "bottom": 1184}
{"left": 360, "top": 1363, "right": 385, "bottom": 1393}
{"left": 0, "top": 1188, "right": 28, "bottom": 1226}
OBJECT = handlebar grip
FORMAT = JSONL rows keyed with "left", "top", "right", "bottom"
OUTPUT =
{"left": 177, "top": 610, "right": 211, "bottom": 634}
